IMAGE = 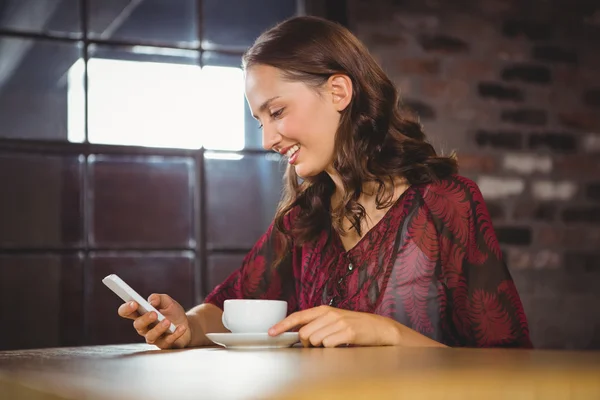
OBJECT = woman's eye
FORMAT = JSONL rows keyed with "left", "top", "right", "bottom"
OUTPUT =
{"left": 257, "top": 108, "right": 284, "bottom": 129}
{"left": 271, "top": 108, "right": 284, "bottom": 118}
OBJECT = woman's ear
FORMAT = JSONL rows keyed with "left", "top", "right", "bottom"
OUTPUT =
{"left": 327, "top": 74, "right": 353, "bottom": 112}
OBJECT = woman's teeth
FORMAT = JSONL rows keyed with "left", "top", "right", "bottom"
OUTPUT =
{"left": 286, "top": 144, "right": 300, "bottom": 158}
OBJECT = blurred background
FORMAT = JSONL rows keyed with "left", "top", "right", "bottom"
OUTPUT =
{"left": 0, "top": 0, "right": 598, "bottom": 351}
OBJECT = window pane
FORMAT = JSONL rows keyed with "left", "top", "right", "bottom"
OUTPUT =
{"left": 88, "top": 0, "right": 198, "bottom": 46}
{"left": 202, "top": 0, "right": 297, "bottom": 49}
{"left": 68, "top": 46, "right": 245, "bottom": 150}
{"left": 82, "top": 46, "right": 201, "bottom": 148}
{"left": 0, "top": 38, "right": 82, "bottom": 140}
{"left": 199, "top": 66, "right": 245, "bottom": 151}
{"left": 0, "top": 0, "right": 81, "bottom": 37}
{"left": 203, "top": 51, "right": 260, "bottom": 149}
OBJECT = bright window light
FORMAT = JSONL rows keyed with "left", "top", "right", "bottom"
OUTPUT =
{"left": 67, "top": 59, "right": 245, "bottom": 151}
{"left": 67, "top": 59, "right": 85, "bottom": 143}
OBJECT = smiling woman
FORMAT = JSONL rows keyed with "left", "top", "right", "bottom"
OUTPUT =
{"left": 245, "top": 64, "right": 341, "bottom": 178}
{"left": 117, "top": 16, "right": 532, "bottom": 350}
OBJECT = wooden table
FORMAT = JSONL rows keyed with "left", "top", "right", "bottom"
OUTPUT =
{"left": 0, "top": 343, "right": 599, "bottom": 399}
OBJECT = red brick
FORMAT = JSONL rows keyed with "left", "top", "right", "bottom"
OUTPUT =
{"left": 422, "top": 78, "right": 470, "bottom": 99}
{"left": 496, "top": 226, "right": 532, "bottom": 245}
{"left": 477, "top": 0, "right": 518, "bottom": 16}
{"left": 562, "top": 206, "right": 600, "bottom": 224}
{"left": 393, "top": 13, "right": 440, "bottom": 31}
{"left": 506, "top": 247, "right": 531, "bottom": 270}
{"left": 562, "top": 227, "right": 600, "bottom": 249}
{"left": 456, "top": 154, "right": 496, "bottom": 173}
{"left": 506, "top": 247, "right": 561, "bottom": 270}
{"left": 366, "top": 33, "right": 406, "bottom": 47}
{"left": 555, "top": 156, "right": 600, "bottom": 176}
{"left": 421, "top": 79, "right": 449, "bottom": 97}
{"left": 515, "top": 202, "right": 556, "bottom": 221}
{"left": 393, "top": 77, "right": 415, "bottom": 97}
{"left": 537, "top": 227, "right": 564, "bottom": 247}
{"left": 554, "top": 66, "right": 596, "bottom": 87}
{"left": 554, "top": 66, "right": 580, "bottom": 86}
{"left": 396, "top": 58, "right": 441, "bottom": 75}
{"left": 496, "top": 41, "right": 529, "bottom": 62}
{"left": 447, "top": 59, "right": 496, "bottom": 80}
{"left": 565, "top": 252, "right": 600, "bottom": 272}
{"left": 443, "top": 13, "right": 493, "bottom": 38}
{"left": 349, "top": 3, "right": 391, "bottom": 24}
{"left": 558, "top": 112, "right": 600, "bottom": 131}
{"left": 419, "top": 34, "right": 469, "bottom": 53}
{"left": 502, "top": 64, "right": 551, "bottom": 84}
{"left": 532, "top": 250, "right": 561, "bottom": 270}
{"left": 583, "top": 133, "right": 600, "bottom": 153}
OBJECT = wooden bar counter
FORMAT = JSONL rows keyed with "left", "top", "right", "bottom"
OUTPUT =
{"left": 1, "top": 343, "right": 599, "bottom": 399}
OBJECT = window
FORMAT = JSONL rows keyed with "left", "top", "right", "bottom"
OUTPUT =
{"left": 67, "top": 59, "right": 245, "bottom": 150}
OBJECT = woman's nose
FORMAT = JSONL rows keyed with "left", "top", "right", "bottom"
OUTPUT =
{"left": 262, "top": 124, "right": 282, "bottom": 151}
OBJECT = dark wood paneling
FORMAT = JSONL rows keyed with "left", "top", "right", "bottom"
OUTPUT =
{"left": 206, "top": 253, "right": 245, "bottom": 295}
{"left": 205, "top": 153, "right": 284, "bottom": 250}
{"left": 0, "top": 253, "right": 84, "bottom": 350}
{"left": 0, "top": 153, "right": 83, "bottom": 248}
{"left": 88, "top": 155, "right": 196, "bottom": 249}
{"left": 86, "top": 252, "right": 195, "bottom": 345}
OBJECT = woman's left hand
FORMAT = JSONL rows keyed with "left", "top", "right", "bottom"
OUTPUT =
{"left": 268, "top": 305, "right": 402, "bottom": 348}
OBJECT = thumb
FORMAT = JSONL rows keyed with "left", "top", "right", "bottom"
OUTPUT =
{"left": 147, "top": 293, "right": 173, "bottom": 310}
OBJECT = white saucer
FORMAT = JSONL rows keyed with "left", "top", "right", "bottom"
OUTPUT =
{"left": 205, "top": 332, "right": 299, "bottom": 349}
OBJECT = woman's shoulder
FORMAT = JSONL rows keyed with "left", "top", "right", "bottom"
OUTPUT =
{"left": 281, "top": 205, "right": 301, "bottom": 228}
{"left": 417, "top": 174, "right": 485, "bottom": 204}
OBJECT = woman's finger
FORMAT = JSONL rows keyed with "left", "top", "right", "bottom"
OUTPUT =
{"left": 298, "top": 312, "right": 339, "bottom": 346}
{"left": 133, "top": 311, "right": 157, "bottom": 335}
{"left": 161, "top": 325, "right": 188, "bottom": 348}
{"left": 269, "top": 306, "right": 332, "bottom": 336}
{"left": 118, "top": 301, "right": 140, "bottom": 320}
{"left": 305, "top": 319, "right": 347, "bottom": 347}
{"left": 145, "top": 318, "right": 172, "bottom": 344}
{"left": 320, "top": 327, "right": 354, "bottom": 348}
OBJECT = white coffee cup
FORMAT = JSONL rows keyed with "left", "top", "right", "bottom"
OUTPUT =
{"left": 221, "top": 299, "right": 288, "bottom": 334}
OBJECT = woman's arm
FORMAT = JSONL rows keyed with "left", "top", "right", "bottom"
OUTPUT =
{"left": 187, "top": 215, "right": 299, "bottom": 347}
{"left": 185, "top": 303, "right": 228, "bottom": 347}
{"left": 424, "top": 175, "right": 533, "bottom": 348}
{"left": 393, "top": 321, "right": 448, "bottom": 347}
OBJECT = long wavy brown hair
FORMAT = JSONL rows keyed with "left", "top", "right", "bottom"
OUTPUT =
{"left": 243, "top": 16, "right": 458, "bottom": 266}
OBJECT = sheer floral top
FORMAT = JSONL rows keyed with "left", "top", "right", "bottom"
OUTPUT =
{"left": 205, "top": 175, "right": 533, "bottom": 348}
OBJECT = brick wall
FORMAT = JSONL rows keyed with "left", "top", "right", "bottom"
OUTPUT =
{"left": 347, "top": 0, "right": 600, "bottom": 349}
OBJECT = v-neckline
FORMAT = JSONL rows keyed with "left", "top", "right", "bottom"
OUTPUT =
{"left": 332, "top": 184, "right": 414, "bottom": 255}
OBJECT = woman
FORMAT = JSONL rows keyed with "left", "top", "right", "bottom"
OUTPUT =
{"left": 118, "top": 16, "right": 532, "bottom": 349}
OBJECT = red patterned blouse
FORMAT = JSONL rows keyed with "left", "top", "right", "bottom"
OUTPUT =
{"left": 205, "top": 175, "right": 533, "bottom": 348}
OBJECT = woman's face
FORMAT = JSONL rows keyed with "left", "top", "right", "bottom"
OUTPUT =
{"left": 244, "top": 64, "right": 351, "bottom": 178}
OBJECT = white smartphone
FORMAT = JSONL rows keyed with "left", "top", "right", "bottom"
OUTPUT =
{"left": 102, "top": 274, "right": 176, "bottom": 334}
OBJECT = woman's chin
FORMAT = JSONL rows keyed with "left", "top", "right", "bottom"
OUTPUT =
{"left": 294, "top": 164, "right": 322, "bottom": 179}
{"left": 294, "top": 168, "right": 308, "bottom": 179}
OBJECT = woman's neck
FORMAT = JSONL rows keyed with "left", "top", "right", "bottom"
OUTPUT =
{"left": 326, "top": 168, "right": 345, "bottom": 200}
{"left": 327, "top": 168, "right": 408, "bottom": 211}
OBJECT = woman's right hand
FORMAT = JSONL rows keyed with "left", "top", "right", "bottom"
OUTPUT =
{"left": 118, "top": 293, "right": 192, "bottom": 349}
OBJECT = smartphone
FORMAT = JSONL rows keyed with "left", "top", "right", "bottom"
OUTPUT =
{"left": 102, "top": 274, "right": 176, "bottom": 334}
